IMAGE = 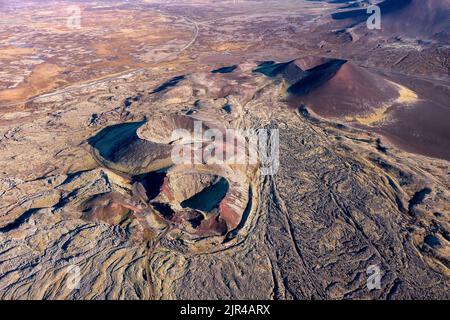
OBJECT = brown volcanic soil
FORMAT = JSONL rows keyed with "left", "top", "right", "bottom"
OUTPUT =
{"left": 378, "top": 101, "right": 450, "bottom": 161}
{"left": 374, "top": 74, "right": 450, "bottom": 161}
{"left": 288, "top": 60, "right": 400, "bottom": 118}
{"left": 0, "top": 60, "right": 448, "bottom": 300}
{"left": 0, "top": 0, "right": 449, "bottom": 301}
{"left": 264, "top": 56, "right": 450, "bottom": 162}
{"left": 0, "top": 1, "right": 194, "bottom": 105}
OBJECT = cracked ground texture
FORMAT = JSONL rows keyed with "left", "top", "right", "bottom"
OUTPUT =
{"left": 0, "top": 62, "right": 449, "bottom": 299}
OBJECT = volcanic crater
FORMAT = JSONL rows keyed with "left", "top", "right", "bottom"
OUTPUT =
{"left": 84, "top": 112, "right": 255, "bottom": 249}
{"left": 0, "top": 0, "right": 449, "bottom": 299}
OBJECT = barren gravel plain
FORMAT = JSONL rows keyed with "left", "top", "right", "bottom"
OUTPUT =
{"left": 0, "top": 0, "right": 449, "bottom": 300}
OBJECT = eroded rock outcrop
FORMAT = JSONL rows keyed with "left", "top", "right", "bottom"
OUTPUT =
{"left": 85, "top": 111, "right": 255, "bottom": 245}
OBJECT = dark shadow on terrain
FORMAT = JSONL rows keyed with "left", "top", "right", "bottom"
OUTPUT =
{"left": 0, "top": 208, "right": 41, "bottom": 233}
{"left": 253, "top": 60, "right": 292, "bottom": 77}
{"left": 408, "top": 188, "right": 432, "bottom": 212}
{"left": 288, "top": 59, "right": 346, "bottom": 95}
{"left": 222, "top": 104, "right": 232, "bottom": 113}
{"left": 88, "top": 122, "right": 146, "bottom": 161}
{"left": 211, "top": 65, "right": 238, "bottom": 74}
{"left": 152, "top": 202, "right": 174, "bottom": 219}
{"left": 150, "top": 75, "right": 185, "bottom": 94}
{"left": 181, "top": 178, "right": 229, "bottom": 212}
{"left": 133, "top": 170, "right": 167, "bottom": 201}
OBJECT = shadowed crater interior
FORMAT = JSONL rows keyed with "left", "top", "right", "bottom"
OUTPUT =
{"left": 180, "top": 177, "right": 229, "bottom": 212}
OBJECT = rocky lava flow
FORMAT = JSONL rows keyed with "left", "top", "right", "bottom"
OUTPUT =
{"left": 0, "top": 58, "right": 448, "bottom": 299}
